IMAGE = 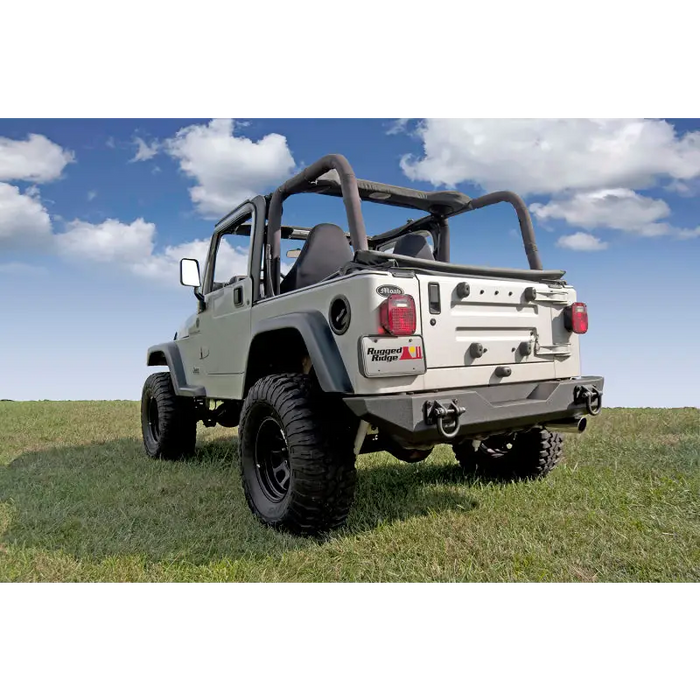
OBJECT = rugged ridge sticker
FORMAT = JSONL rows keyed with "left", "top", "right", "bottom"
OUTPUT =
{"left": 366, "top": 345, "right": 424, "bottom": 362}
{"left": 360, "top": 336, "right": 426, "bottom": 377}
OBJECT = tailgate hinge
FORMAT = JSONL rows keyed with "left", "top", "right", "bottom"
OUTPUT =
{"left": 525, "top": 286, "right": 570, "bottom": 305}
{"left": 535, "top": 342, "right": 572, "bottom": 357}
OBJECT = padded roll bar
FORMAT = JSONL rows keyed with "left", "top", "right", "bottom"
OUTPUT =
{"left": 465, "top": 191, "right": 542, "bottom": 271}
{"left": 268, "top": 154, "right": 368, "bottom": 295}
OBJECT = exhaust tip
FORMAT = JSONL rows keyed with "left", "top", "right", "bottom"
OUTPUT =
{"left": 543, "top": 417, "right": 587, "bottom": 434}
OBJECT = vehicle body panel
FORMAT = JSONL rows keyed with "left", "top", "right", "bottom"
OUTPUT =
{"left": 163, "top": 268, "right": 584, "bottom": 402}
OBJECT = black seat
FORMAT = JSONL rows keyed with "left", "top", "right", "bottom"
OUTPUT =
{"left": 280, "top": 223, "right": 353, "bottom": 294}
{"left": 392, "top": 232, "right": 435, "bottom": 261}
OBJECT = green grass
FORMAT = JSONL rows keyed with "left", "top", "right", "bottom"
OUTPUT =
{"left": 0, "top": 401, "right": 698, "bottom": 581}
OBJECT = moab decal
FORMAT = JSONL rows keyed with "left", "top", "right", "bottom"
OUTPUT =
{"left": 376, "top": 285, "right": 404, "bottom": 297}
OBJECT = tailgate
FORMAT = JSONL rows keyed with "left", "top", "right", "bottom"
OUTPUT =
{"left": 418, "top": 275, "right": 576, "bottom": 380}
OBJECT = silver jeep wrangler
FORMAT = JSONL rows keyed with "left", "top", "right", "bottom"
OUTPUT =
{"left": 141, "top": 154, "right": 604, "bottom": 535}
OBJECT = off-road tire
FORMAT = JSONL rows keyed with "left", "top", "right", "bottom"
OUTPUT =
{"left": 141, "top": 372, "right": 197, "bottom": 460}
{"left": 238, "top": 373, "right": 357, "bottom": 535}
{"left": 453, "top": 428, "right": 563, "bottom": 482}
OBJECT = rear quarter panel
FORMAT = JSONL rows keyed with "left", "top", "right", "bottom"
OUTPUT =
{"left": 251, "top": 271, "right": 424, "bottom": 395}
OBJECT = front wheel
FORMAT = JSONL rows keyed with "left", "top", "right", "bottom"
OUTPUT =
{"left": 238, "top": 373, "right": 357, "bottom": 535}
{"left": 141, "top": 372, "right": 197, "bottom": 460}
{"left": 453, "top": 428, "right": 563, "bottom": 482}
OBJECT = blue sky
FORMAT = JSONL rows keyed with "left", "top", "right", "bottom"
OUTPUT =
{"left": 1, "top": 118, "right": 699, "bottom": 406}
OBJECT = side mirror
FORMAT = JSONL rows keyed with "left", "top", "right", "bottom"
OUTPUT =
{"left": 180, "top": 258, "right": 201, "bottom": 287}
{"left": 287, "top": 249, "right": 301, "bottom": 259}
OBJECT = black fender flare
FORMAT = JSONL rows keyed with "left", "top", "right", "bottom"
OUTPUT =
{"left": 247, "top": 311, "right": 353, "bottom": 394}
{"left": 146, "top": 342, "right": 206, "bottom": 397}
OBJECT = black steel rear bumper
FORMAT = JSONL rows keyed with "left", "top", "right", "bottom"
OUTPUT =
{"left": 343, "top": 376, "right": 605, "bottom": 444}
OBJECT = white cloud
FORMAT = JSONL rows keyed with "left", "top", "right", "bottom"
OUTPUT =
{"left": 400, "top": 119, "right": 700, "bottom": 196}
{"left": 54, "top": 218, "right": 156, "bottom": 263}
{"left": 87, "top": 190, "right": 97, "bottom": 201}
{"left": 674, "top": 226, "right": 700, "bottom": 239}
{"left": 386, "top": 118, "right": 410, "bottom": 135}
{"left": 0, "top": 182, "right": 53, "bottom": 250}
{"left": 531, "top": 188, "right": 700, "bottom": 239}
{"left": 665, "top": 180, "right": 691, "bottom": 195}
{"left": 4, "top": 201, "right": 285, "bottom": 287}
{"left": 165, "top": 118, "right": 296, "bottom": 218}
{"left": 0, "top": 133, "right": 75, "bottom": 182}
{"left": 51, "top": 216, "right": 250, "bottom": 285}
{"left": 130, "top": 238, "right": 210, "bottom": 281}
{"left": 665, "top": 177, "right": 700, "bottom": 197}
{"left": 556, "top": 232, "right": 609, "bottom": 252}
{"left": 131, "top": 237, "right": 248, "bottom": 283}
{"left": 531, "top": 189, "right": 672, "bottom": 236}
{"left": 130, "top": 137, "right": 160, "bottom": 163}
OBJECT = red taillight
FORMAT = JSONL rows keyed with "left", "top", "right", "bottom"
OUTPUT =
{"left": 379, "top": 294, "right": 416, "bottom": 336}
{"left": 565, "top": 302, "right": 588, "bottom": 334}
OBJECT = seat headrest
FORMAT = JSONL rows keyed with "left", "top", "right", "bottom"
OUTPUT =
{"left": 280, "top": 222, "right": 353, "bottom": 294}
{"left": 392, "top": 232, "right": 435, "bottom": 261}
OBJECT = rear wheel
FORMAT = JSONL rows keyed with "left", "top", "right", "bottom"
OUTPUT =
{"left": 453, "top": 428, "right": 563, "bottom": 481}
{"left": 239, "top": 373, "right": 357, "bottom": 535}
{"left": 141, "top": 372, "right": 197, "bottom": 459}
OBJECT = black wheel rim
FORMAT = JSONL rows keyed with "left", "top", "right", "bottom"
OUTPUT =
{"left": 147, "top": 396, "right": 160, "bottom": 441}
{"left": 254, "top": 415, "right": 291, "bottom": 503}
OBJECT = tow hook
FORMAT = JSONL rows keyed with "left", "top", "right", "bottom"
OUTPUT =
{"left": 574, "top": 385, "right": 603, "bottom": 416}
{"left": 424, "top": 399, "right": 466, "bottom": 439}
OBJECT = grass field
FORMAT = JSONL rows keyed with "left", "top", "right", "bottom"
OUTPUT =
{"left": 0, "top": 400, "right": 698, "bottom": 582}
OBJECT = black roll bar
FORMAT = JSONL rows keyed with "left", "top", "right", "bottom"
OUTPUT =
{"left": 354, "top": 188, "right": 542, "bottom": 271}
{"left": 267, "top": 154, "right": 368, "bottom": 295}
{"left": 464, "top": 191, "right": 542, "bottom": 271}
{"left": 264, "top": 156, "right": 543, "bottom": 295}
